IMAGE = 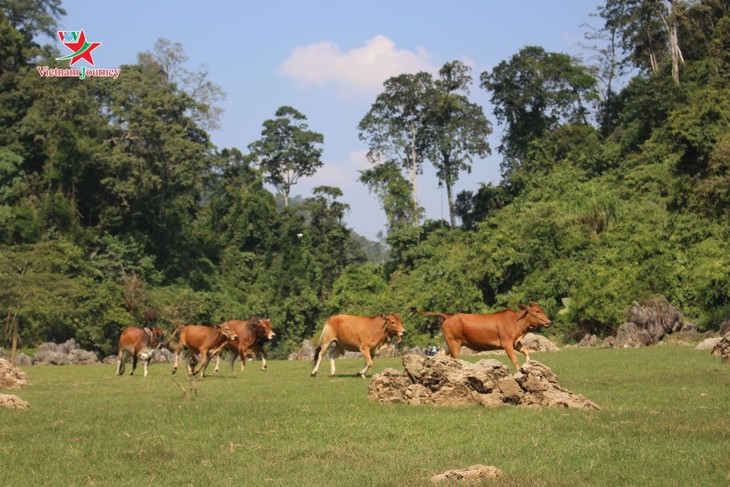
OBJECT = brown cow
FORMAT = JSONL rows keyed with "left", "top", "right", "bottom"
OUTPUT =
{"left": 170, "top": 323, "right": 238, "bottom": 377}
{"left": 414, "top": 302, "right": 552, "bottom": 370}
{"left": 116, "top": 327, "right": 166, "bottom": 377}
{"left": 311, "top": 313, "right": 406, "bottom": 378}
{"left": 214, "top": 317, "right": 276, "bottom": 373}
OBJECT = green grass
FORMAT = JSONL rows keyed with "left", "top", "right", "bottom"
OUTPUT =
{"left": 1, "top": 346, "right": 729, "bottom": 486}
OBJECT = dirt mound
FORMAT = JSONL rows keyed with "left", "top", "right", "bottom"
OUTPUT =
{"left": 368, "top": 354, "right": 599, "bottom": 410}
{"left": 431, "top": 465, "right": 502, "bottom": 483}
{"left": 711, "top": 333, "right": 730, "bottom": 363}
{"left": 0, "top": 358, "right": 28, "bottom": 389}
{"left": 0, "top": 394, "right": 30, "bottom": 409}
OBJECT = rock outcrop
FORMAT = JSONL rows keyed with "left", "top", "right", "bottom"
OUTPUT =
{"left": 368, "top": 354, "right": 599, "bottom": 410}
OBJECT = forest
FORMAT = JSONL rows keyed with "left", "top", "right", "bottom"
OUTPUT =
{"left": 1, "top": 0, "right": 729, "bottom": 359}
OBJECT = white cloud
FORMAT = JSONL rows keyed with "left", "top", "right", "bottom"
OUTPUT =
{"left": 278, "top": 35, "right": 437, "bottom": 95}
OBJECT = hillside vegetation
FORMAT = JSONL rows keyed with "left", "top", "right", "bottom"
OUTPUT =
{"left": 1, "top": 1, "right": 729, "bottom": 357}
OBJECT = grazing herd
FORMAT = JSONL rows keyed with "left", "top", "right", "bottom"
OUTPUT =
{"left": 115, "top": 302, "right": 552, "bottom": 378}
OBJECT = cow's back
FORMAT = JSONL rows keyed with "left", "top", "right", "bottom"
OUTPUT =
{"left": 119, "top": 327, "right": 147, "bottom": 352}
{"left": 323, "top": 315, "right": 383, "bottom": 350}
{"left": 180, "top": 325, "right": 217, "bottom": 351}
{"left": 445, "top": 310, "right": 520, "bottom": 347}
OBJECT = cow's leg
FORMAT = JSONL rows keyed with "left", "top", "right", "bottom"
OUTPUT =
{"left": 130, "top": 353, "right": 138, "bottom": 376}
{"left": 503, "top": 343, "right": 521, "bottom": 370}
{"left": 514, "top": 340, "right": 531, "bottom": 363}
{"left": 213, "top": 354, "right": 221, "bottom": 373}
{"left": 171, "top": 348, "right": 181, "bottom": 375}
{"left": 260, "top": 350, "right": 267, "bottom": 371}
{"left": 238, "top": 348, "right": 247, "bottom": 372}
{"left": 329, "top": 344, "right": 344, "bottom": 376}
{"left": 186, "top": 352, "right": 197, "bottom": 375}
{"left": 194, "top": 350, "right": 210, "bottom": 377}
{"left": 311, "top": 340, "right": 331, "bottom": 376}
{"left": 228, "top": 351, "right": 237, "bottom": 372}
{"left": 143, "top": 358, "right": 150, "bottom": 377}
{"left": 357, "top": 347, "right": 374, "bottom": 378}
{"left": 444, "top": 337, "right": 461, "bottom": 359}
{"left": 116, "top": 349, "right": 126, "bottom": 375}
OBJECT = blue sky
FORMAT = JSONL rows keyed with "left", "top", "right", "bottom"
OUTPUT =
{"left": 58, "top": 1, "right": 605, "bottom": 240}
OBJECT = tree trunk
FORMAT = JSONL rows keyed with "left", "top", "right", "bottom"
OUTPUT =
{"left": 409, "top": 126, "right": 419, "bottom": 223}
{"left": 10, "top": 313, "right": 18, "bottom": 366}
{"left": 660, "top": 0, "right": 684, "bottom": 86}
{"left": 447, "top": 182, "right": 456, "bottom": 227}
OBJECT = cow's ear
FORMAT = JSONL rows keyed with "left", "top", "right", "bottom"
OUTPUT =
{"left": 518, "top": 304, "right": 527, "bottom": 310}
{"left": 518, "top": 309, "right": 529, "bottom": 320}
{"left": 144, "top": 327, "right": 152, "bottom": 335}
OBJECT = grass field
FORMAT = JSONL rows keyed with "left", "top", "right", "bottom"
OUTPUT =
{"left": 1, "top": 345, "right": 729, "bottom": 486}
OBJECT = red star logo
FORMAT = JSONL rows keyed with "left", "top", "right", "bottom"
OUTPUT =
{"left": 57, "top": 30, "right": 102, "bottom": 66}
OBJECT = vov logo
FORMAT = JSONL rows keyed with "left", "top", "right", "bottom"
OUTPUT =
{"left": 55, "top": 29, "right": 102, "bottom": 66}
{"left": 37, "top": 28, "right": 121, "bottom": 80}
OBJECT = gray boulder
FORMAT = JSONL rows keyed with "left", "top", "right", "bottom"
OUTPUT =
{"left": 521, "top": 332, "right": 560, "bottom": 352}
{"left": 614, "top": 322, "right": 654, "bottom": 348}
{"left": 711, "top": 333, "right": 730, "bottom": 363}
{"left": 33, "top": 350, "right": 71, "bottom": 365}
{"left": 626, "top": 297, "right": 684, "bottom": 342}
{"left": 577, "top": 334, "right": 602, "bottom": 348}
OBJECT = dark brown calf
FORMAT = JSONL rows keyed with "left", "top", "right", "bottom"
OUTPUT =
{"left": 215, "top": 317, "right": 276, "bottom": 373}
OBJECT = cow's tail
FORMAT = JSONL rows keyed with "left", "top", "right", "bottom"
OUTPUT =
{"left": 312, "top": 345, "right": 322, "bottom": 366}
{"left": 411, "top": 308, "right": 451, "bottom": 320}
{"left": 165, "top": 325, "right": 184, "bottom": 349}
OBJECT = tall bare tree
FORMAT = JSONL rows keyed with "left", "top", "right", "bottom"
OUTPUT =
{"left": 358, "top": 72, "right": 434, "bottom": 224}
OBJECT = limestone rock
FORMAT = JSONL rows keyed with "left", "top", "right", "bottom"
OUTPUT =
{"left": 368, "top": 354, "right": 600, "bottom": 410}
{"left": 711, "top": 333, "right": 730, "bottom": 363}
{"left": 614, "top": 322, "right": 653, "bottom": 348}
{"left": 521, "top": 332, "right": 560, "bottom": 352}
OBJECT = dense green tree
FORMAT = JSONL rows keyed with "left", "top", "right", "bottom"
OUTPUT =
{"left": 359, "top": 160, "right": 421, "bottom": 232}
{"left": 93, "top": 53, "right": 214, "bottom": 278}
{"left": 0, "top": 0, "right": 64, "bottom": 38}
{"left": 422, "top": 61, "right": 492, "bottom": 227}
{"left": 480, "top": 46, "right": 598, "bottom": 184}
{"left": 248, "top": 106, "right": 324, "bottom": 207}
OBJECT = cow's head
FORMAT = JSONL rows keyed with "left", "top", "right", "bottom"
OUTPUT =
{"left": 144, "top": 327, "right": 166, "bottom": 349}
{"left": 218, "top": 322, "right": 239, "bottom": 342}
{"left": 518, "top": 302, "right": 552, "bottom": 329}
{"left": 254, "top": 318, "right": 276, "bottom": 341}
{"left": 382, "top": 313, "right": 406, "bottom": 344}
